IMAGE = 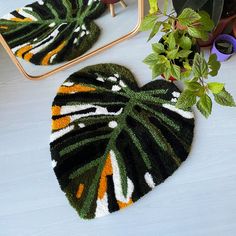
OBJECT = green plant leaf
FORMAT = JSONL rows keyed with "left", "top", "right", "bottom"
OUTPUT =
{"left": 196, "top": 87, "right": 206, "bottom": 97}
{"left": 198, "top": 11, "right": 214, "bottom": 32}
{"left": 196, "top": 94, "right": 212, "bottom": 118}
{"left": 214, "top": 88, "right": 236, "bottom": 107}
{"left": 149, "top": 0, "right": 159, "bottom": 14}
{"left": 182, "top": 10, "right": 214, "bottom": 41}
{"left": 187, "top": 26, "right": 208, "bottom": 40}
{"left": 181, "top": 62, "right": 192, "bottom": 78}
{"left": 50, "top": 64, "right": 195, "bottom": 219}
{"left": 163, "top": 69, "right": 171, "bottom": 80}
{"left": 143, "top": 54, "right": 167, "bottom": 67}
{"left": 167, "top": 32, "right": 176, "bottom": 50}
{"left": 176, "top": 90, "right": 197, "bottom": 109}
{"left": 152, "top": 43, "right": 165, "bottom": 54}
{"left": 167, "top": 49, "right": 179, "bottom": 59}
{"left": 192, "top": 53, "right": 208, "bottom": 78}
{"left": 181, "top": 70, "right": 192, "bottom": 78}
{"left": 170, "top": 64, "right": 181, "bottom": 80}
{"left": 185, "top": 81, "right": 202, "bottom": 92}
{"left": 140, "top": 14, "right": 158, "bottom": 31}
{"left": 183, "top": 61, "right": 192, "bottom": 71}
{"left": 178, "top": 8, "right": 201, "bottom": 26}
{"left": 200, "top": 0, "right": 224, "bottom": 26}
{"left": 179, "top": 36, "right": 192, "bottom": 50}
{"left": 152, "top": 64, "right": 166, "bottom": 79}
{"left": 0, "top": 0, "right": 106, "bottom": 65}
{"left": 162, "top": 22, "right": 172, "bottom": 32}
{"left": 143, "top": 53, "right": 158, "bottom": 66}
{"left": 177, "top": 50, "right": 192, "bottom": 58}
{"left": 156, "top": 55, "right": 168, "bottom": 64}
{"left": 148, "top": 22, "right": 162, "bottom": 41}
{"left": 172, "top": 0, "right": 223, "bottom": 26}
{"left": 208, "top": 82, "right": 224, "bottom": 94}
{"left": 190, "top": 77, "right": 199, "bottom": 82}
{"left": 208, "top": 54, "right": 221, "bottom": 77}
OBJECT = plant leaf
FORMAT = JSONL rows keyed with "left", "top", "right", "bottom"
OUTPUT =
{"left": 148, "top": 22, "right": 162, "bottom": 41}
{"left": 208, "top": 82, "right": 224, "bottom": 94}
{"left": 192, "top": 53, "right": 208, "bottom": 78}
{"left": 178, "top": 8, "right": 201, "bottom": 26}
{"left": 140, "top": 14, "right": 158, "bottom": 31}
{"left": 198, "top": 11, "right": 215, "bottom": 31}
{"left": 163, "top": 69, "right": 171, "bottom": 80}
{"left": 187, "top": 26, "right": 208, "bottom": 40}
{"left": 152, "top": 64, "right": 166, "bottom": 79}
{"left": 185, "top": 81, "right": 202, "bottom": 92}
{"left": 196, "top": 87, "right": 206, "bottom": 97}
{"left": 196, "top": 94, "right": 212, "bottom": 118}
{"left": 167, "top": 49, "right": 179, "bottom": 59}
{"left": 201, "top": 0, "right": 224, "bottom": 26}
{"left": 179, "top": 36, "right": 192, "bottom": 50}
{"left": 167, "top": 32, "right": 176, "bottom": 50}
{"left": 50, "top": 63, "right": 195, "bottom": 219}
{"left": 170, "top": 64, "right": 181, "bottom": 80}
{"left": 149, "top": 0, "right": 159, "bottom": 14}
{"left": 143, "top": 53, "right": 158, "bottom": 66}
{"left": 177, "top": 50, "right": 192, "bottom": 58}
{"left": 176, "top": 90, "right": 197, "bottom": 109}
{"left": 152, "top": 43, "right": 165, "bottom": 54}
{"left": 143, "top": 54, "right": 167, "bottom": 67}
{"left": 208, "top": 54, "right": 221, "bottom": 77}
{"left": 214, "top": 88, "right": 236, "bottom": 107}
{"left": 0, "top": 0, "right": 106, "bottom": 65}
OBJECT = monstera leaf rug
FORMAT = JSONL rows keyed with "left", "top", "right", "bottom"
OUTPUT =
{"left": 0, "top": 0, "right": 106, "bottom": 65}
{"left": 50, "top": 64, "right": 195, "bottom": 219}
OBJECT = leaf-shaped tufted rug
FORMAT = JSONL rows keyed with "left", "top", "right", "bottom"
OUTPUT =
{"left": 0, "top": 0, "right": 106, "bottom": 65}
{"left": 50, "top": 64, "right": 195, "bottom": 219}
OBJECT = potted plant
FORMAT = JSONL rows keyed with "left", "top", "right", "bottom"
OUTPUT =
{"left": 172, "top": 0, "right": 236, "bottom": 46}
{"left": 140, "top": 0, "right": 235, "bottom": 118}
{"left": 212, "top": 34, "right": 236, "bottom": 61}
{"left": 141, "top": 7, "right": 213, "bottom": 81}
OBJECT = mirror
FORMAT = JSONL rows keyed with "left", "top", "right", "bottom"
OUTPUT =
{"left": 0, "top": 0, "right": 144, "bottom": 79}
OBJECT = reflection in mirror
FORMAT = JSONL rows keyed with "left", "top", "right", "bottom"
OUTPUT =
{"left": 0, "top": 0, "right": 140, "bottom": 78}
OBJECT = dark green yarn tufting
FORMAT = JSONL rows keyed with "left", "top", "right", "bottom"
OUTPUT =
{"left": 0, "top": 0, "right": 106, "bottom": 65}
{"left": 50, "top": 64, "right": 195, "bottom": 220}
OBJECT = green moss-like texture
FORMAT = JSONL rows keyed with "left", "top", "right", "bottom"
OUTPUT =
{"left": 0, "top": 0, "right": 106, "bottom": 65}
{"left": 50, "top": 64, "right": 195, "bottom": 219}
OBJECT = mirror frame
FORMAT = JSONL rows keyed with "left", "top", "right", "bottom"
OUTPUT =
{"left": 0, "top": 0, "right": 144, "bottom": 80}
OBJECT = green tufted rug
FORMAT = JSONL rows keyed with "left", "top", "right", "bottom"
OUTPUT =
{"left": 0, "top": 0, "right": 106, "bottom": 65}
{"left": 50, "top": 64, "right": 195, "bottom": 219}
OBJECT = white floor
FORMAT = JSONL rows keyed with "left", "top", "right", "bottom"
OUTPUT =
{"left": 0, "top": 1, "right": 236, "bottom": 236}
